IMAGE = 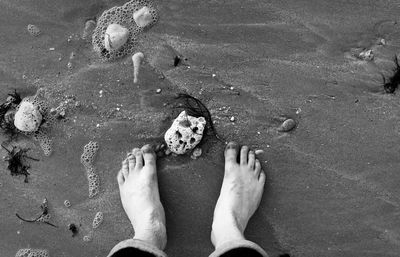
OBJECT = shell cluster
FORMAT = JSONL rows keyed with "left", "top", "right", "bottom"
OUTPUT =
{"left": 92, "top": 0, "right": 159, "bottom": 61}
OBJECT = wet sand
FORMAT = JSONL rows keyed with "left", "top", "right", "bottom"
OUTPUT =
{"left": 1, "top": 0, "right": 400, "bottom": 256}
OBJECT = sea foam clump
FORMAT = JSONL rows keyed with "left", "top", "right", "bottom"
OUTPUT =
{"left": 15, "top": 248, "right": 49, "bottom": 257}
{"left": 92, "top": 211, "right": 104, "bottom": 229}
{"left": 164, "top": 111, "right": 206, "bottom": 154}
{"left": 92, "top": 0, "right": 159, "bottom": 61}
{"left": 81, "top": 141, "right": 100, "bottom": 198}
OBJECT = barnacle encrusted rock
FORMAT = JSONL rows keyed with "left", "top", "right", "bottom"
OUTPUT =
{"left": 14, "top": 101, "right": 42, "bottom": 132}
{"left": 104, "top": 24, "right": 129, "bottom": 51}
{"left": 164, "top": 111, "right": 206, "bottom": 154}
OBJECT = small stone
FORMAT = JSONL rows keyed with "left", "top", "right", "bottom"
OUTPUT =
{"left": 49, "top": 48, "right": 55, "bottom": 51}
{"left": 191, "top": 147, "right": 202, "bottom": 159}
{"left": 278, "top": 119, "right": 296, "bottom": 132}
{"left": 212, "top": 74, "right": 216, "bottom": 78}
{"left": 230, "top": 86, "right": 234, "bottom": 90}
{"left": 27, "top": 24, "right": 41, "bottom": 37}
{"left": 83, "top": 234, "right": 92, "bottom": 242}
{"left": 133, "top": 6, "right": 153, "bottom": 28}
{"left": 64, "top": 200, "right": 71, "bottom": 208}
{"left": 255, "top": 149, "right": 264, "bottom": 155}
{"left": 132, "top": 52, "right": 144, "bottom": 84}
{"left": 230, "top": 116, "right": 235, "bottom": 122}
{"left": 358, "top": 49, "right": 374, "bottom": 61}
{"left": 156, "top": 88, "right": 162, "bottom": 94}
{"left": 14, "top": 101, "right": 42, "bottom": 132}
{"left": 104, "top": 24, "right": 129, "bottom": 51}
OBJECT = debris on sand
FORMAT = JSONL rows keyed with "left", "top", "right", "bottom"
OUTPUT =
{"left": 174, "top": 56, "right": 181, "bottom": 67}
{"left": 2, "top": 144, "right": 38, "bottom": 183}
{"left": 27, "top": 24, "right": 41, "bottom": 37}
{"left": 165, "top": 111, "right": 206, "bottom": 155}
{"left": 82, "top": 19, "right": 96, "bottom": 40}
{"left": 15, "top": 248, "right": 49, "bottom": 257}
{"left": 16, "top": 198, "right": 57, "bottom": 227}
{"left": 92, "top": 211, "right": 103, "bottom": 229}
{"left": 358, "top": 49, "right": 374, "bottom": 61}
{"left": 190, "top": 147, "right": 202, "bottom": 159}
{"left": 80, "top": 141, "right": 100, "bottom": 198}
{"left": 383, "top": 56, "right": 400, "bottom": 94}
{"left": 68, "top": 223, "right": 78, "bottom": 237}
{"left": 278, "top": 119, "right": 296, "bottom": 132}
{"left": 63, "top": 200, "right": 71, "bottom": 208}
{"left": 0, "top": 90, "right": 22, "bottom": 137}
{"left": 132, "top": 52, "right": 144, "bottom": 83}
{"left": 92, "top": 0, "right": 159, "bottom": 61}
{"left": 156, "top": 88, "right": 162, "bottom": 94}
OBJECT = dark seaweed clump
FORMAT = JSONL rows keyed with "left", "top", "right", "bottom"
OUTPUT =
{"left": 2, "top": 144, "right": 38, "bottom": 183}
{"left": 173, "top": 56, "right": 181, "bottom": 67}
{"left": 383, "top": 56, "right": 400, "bottom": 93}
{"left": 16, "top": 198, "right": 57, "bottom": 227}
{"left": 0, "top": 90, "right": 22, "bottom": 136}
{"left": 68, "top": 223, "right": 78, "bottom": 237}
{"left": 174, "top": 93, "right": 220, "bottom": 141}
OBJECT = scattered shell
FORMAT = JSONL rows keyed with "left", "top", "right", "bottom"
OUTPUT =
{"left": 378, "top": 38, "right": 386, "bottom": 45}
{"left": 133, "top": 6, "right": 153, "bottom": 28}
{"left": 230, "top": 116, "right": 235, "bottom": 122}
{"left": 278, "top": 119, "right": 296, "bottom": 132}
{"left": 104, "top": 23, "right": 129, "bottom": 51}
{"left": 358, "top": 49, "right": 374, "bottom": 61}
{"left": 164, "top": 111, "right": 206, "bottom": 155}
{"left": 132, "top": 52, "right": 144, "bottom": 83}
{"left": 156, "top": 88, "right": 162, "bottom": 94}
{"left": 191, "top": 147, "right": 202, "bottom": 159}
{"left": 64, "top": 200, "right": 71, "bottom": 208}
{"left": 27, "top": 24, "right": 41, "bottom": 37}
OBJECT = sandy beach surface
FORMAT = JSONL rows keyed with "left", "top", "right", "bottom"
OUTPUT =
{"left": 1, "top": 0, "right": 400, "bottom": 256}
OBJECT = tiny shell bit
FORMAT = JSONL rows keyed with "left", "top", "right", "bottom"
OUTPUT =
{"left": 132, "top": 52, "right": 144, "bottom": 84}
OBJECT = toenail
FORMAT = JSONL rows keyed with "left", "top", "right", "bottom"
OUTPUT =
{"left": 249, "top": 150, "right": 254, "bottom": 155}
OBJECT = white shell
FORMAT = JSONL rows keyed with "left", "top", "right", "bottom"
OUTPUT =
{"left": 14, "top": 101, "right": 42, "bottom": 132}
{"left": 164, "top": 111, "right": 206, "bottom": 154}
{"left": 133, "top": 6, "right": 153, "bottom": 28}
{"left": 104, "top": 24, "right": 129, "bottom": 51}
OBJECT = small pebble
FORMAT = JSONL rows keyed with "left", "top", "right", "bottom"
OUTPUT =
{"left": 49, "top": 48, "right": 55, "bottom": 51}
{"left": 212, "top": 74, "right": 216, "bottom": 78}
{"left": 278, "top": 119, "right": 296, "bottom": 132}
{"left": 156, "top": 88, "right": 162, "bottom": 94}
{"left": 83, "top": 235, "right": 92, "bottom": 242}
{"left": 191, "top": 147, "right": 202, "bottom": 159}
{"left": 230, "top": 86, "right": 234, "bottom": 90}
{"left": 255, "top": 150, "right": 264, "bottom": 155}
{"left": 230, "top": 116, "right": 235, "bottom": 122}
{"left": 64, "top": 200, "right": 71, "bottom": 208}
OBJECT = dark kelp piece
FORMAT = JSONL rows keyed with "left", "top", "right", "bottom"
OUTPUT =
{"left": 383, "top": 56, "right": 400, "bottom": 93}
{"left": 174, "top": 93, "right": 221, "bottom": 141}
{"left": 2, "top": 144, "right": 38, "bottom": 183}
{"left": 16, "top": 198, "right": 57, "bottom": 227}
{"left": 0, "top": 90, "right": 22, "bottom": 137}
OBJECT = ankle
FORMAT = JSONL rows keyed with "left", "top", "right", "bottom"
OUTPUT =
{"left": 211, "top": 213, "right": 245, "bottom": 248}
{"left": 133, "top": 220, "right": 167, "bottom": 250}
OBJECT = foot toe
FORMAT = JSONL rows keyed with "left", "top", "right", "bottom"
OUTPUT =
{"left": 117, "top": 170, "right": 124, "bottom": 186}
{"left": 240, "top": 146, "right": 249, "bottom": 165}
{"left": 248, "top": 150, "right": 255, "bottom": 169}
{"left": 132, "top": 148, "right": 143, "bottom": 168}
{"left": 258, "top": 170, "right": 266, "bottom": 184}
{"left": 224, "top": 141, "right": 239, "bottom": 163}
{"left": 141, "top": 144, "right": 156, "bottom": 166}
{"left": 254, "top": 159, "right": 262, "bottom": 176}
{"left": 121, "top": 158, "right": 129, "bottom": 178}
{"left": 127, "top": 153, "right": 136, "bottom": 171}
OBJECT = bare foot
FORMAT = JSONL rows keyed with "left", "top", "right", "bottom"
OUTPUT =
{"left": 117, "top": 144, "right": 167, "bottom": 250}
{"left": 211, "top": 142, "right": 266, "bottom": 248}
